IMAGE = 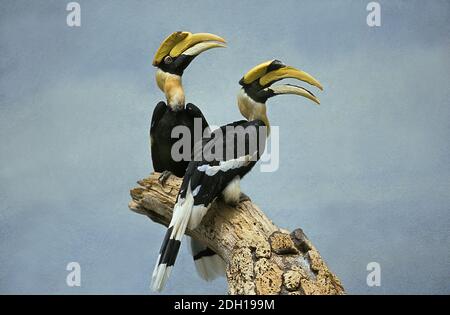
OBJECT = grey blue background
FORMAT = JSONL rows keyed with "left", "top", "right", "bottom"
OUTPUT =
{"left": 1, "top": 0, "right": 449, "bottom": 294}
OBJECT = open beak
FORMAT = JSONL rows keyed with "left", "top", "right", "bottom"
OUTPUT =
{"left": 152, "top": 31, "right": 226, "bottom": 67}
{"left": 241, "top": 59, "right": 323, "bottom": 105}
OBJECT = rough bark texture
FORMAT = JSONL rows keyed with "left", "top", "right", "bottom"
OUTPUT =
{"left": 129, "top": 172, "right": 345, "bottom": 295}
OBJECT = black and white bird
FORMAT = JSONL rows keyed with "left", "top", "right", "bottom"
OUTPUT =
{"left": 151, "top": 60, "right": 323, "bottom": 292}
{"left": 150, "top": 31, "right": 226, "bottom": 180}
{"left": 150, "top": 31, "right": 227, "bottom": 284}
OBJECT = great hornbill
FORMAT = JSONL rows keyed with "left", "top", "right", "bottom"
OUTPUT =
{"left": 150, "top": 31, "right": 226, "bottom": 181}
{"left": 151, "top": 60, "right": 324, "bottom": 292}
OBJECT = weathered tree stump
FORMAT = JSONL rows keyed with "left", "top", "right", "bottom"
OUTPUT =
{"left": 129, "top": 172, "right": 344, "bottom": 295}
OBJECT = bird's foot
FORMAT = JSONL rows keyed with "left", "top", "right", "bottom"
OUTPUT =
{"left": 158, "top": 171, "right": 172, "bottom": 186}
{"left": 239, "top": 192, "right": 251, "bottom": 203}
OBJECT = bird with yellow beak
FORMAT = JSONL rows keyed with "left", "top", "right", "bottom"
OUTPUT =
{"left": 150, "top": 31, "right": 226, "bottom": 181}
{"left": 151, "top": 60, "right": 323, "bottom": 292}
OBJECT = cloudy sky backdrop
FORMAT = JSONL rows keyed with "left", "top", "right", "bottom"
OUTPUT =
{"left": 1, "top": 0, "right": 449, "bottom": 294}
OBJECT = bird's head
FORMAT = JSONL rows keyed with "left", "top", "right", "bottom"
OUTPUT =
{"left": 153, "top": 31, "right": 226, "bottom": 110}
{"left": 237, "top": 60, "right": 323, "bottom": 135}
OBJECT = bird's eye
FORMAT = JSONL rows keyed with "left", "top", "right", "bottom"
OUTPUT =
{"left": 164, "top": 56, "right": 173, "bottom": 64}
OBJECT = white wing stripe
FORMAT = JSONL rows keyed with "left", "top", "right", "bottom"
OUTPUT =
{"left": 197, "top": 155, "right": 252, "bottom": 176}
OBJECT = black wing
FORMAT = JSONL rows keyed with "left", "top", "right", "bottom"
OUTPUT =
{"left": 186, "top": 103, "right": 210, "bottom": 139}
{"left": 150, "top": 101, "right": 167, "bottom": 137}
{"left": 150, "top": 101, "right": 167, "bottom": 171}
{"left": 178, "top": 119, "right": 267, "bottom": 228}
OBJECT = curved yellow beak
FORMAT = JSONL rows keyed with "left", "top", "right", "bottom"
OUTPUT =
{"left": 259, "top": 66, "right": 323, "bottom": 91}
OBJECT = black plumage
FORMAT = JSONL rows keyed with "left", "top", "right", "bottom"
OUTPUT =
{"left": 178, "top": 119, "right": 266, "bottom": 208}
{"left": 150, "top": 101, "right": 209, "bottom": 177}
{"left": 152, "top": 119, "right": 267, "bottom": 291}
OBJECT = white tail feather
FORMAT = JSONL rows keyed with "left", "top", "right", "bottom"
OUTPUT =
{"left": 194, "top": 255, "right": 226, "bottom": 281}
{"left": 190, "top": 238, "right": 226, "bottom": 281}
{"left": 151, "top": 184, "right": 195, "bottom": 292}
